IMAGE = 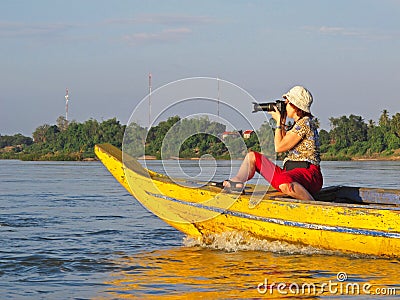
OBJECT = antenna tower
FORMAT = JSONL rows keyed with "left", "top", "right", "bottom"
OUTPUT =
{"left": 217, "top": 77, "right": 220, "bottom": 119}
{"left": 148, "top": 73, "right": 152, "bottom": 128}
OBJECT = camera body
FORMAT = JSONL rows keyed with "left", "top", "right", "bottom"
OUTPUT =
{"left": 252, "top": 100, "right": 286, "bottom": 115}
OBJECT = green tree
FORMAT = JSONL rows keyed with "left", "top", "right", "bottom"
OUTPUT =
{"left": 318, "top": 129, "right": 331, "bottom": 153}
{"left": 146, "top": 116, "right": 181, "bottom": 157}
{"left": 56, "top": 116, "right": 69, "bottom": 131}
{"left": 44, "top": 125, "right": 60, "bottom": 146}
{"left": 33, "top": 124, "right": 50, "bottom": 143}
{"left": 160, "top": 116, "right": 227, "bottom": 159}
{"left": 256, "top": 121, "right": 275, "bottom": 157}
{"left": 22, "top": 118, "right": 125, "bottom": 160}
{"left": 379, "top": 109, "right": 390, "bottom": 129}
{"left": 244, "top": 132, "right": 261, "bottom": 152}
{"left": 329, "top": 115, "right": 368, "bottom": 150}
{"left": 367, "top": 126, "right": 386, "bottom": 153}
{"left": 0, "top": 134, "right": 33, "bottom": 148}
{"left": 391, "top": 113, "right": 400, "bottom": 137}
{"left": 123, "top": 121, "right": 147, "bottom": 157}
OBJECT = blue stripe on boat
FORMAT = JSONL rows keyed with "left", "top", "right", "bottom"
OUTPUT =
{"left": 146, "top": 192, "right": 400, "bottom": 239}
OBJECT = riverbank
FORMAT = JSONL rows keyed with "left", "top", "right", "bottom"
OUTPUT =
{"left": 321, "top": 148, "right": 400, "bottom": 161}
{"left": 2, "top": 151, "right": 400, "bottom": 162}
{"left": 3, "top": 112, "right": 400, "bottom": 163}
{"left": 0, "top": 150, "right": 95, "bottom": 161}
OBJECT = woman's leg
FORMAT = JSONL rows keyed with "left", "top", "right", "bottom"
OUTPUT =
{"left": 224, "top": 151, "right": 282, "bottom": 189}
{"left": 225, "top": 151, "right": 320, "bottom": 200}
{"left": 223, "top": 151, "right": 257, "bottom": 188}
{"left": 276, "top": 165, "right": 322, "bottom": 200}
{"left": 279, "top": 182, "right": 315, "bottom": 201}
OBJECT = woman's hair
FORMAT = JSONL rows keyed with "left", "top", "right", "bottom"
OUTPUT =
{"left": 289, "top": 102, "right": 312, "bottom": 119}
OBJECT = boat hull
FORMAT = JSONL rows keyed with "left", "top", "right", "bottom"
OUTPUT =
{"left": 95, "top": 144, "right": 400, "bottom": 257}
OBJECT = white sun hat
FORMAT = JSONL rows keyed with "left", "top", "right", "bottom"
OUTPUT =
{"left": 282, "top": 86, "right": 313, "bottom": 113}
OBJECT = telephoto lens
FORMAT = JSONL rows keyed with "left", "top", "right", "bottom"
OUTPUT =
{"left": 252, "top": 100, "right": 286, "bottom": 114}
{"left": 252, "top": 102, "right": 275, "bottom": 112}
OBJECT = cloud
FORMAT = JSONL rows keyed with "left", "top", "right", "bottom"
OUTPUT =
{"left": 106, "top": 14, "right": 217, "bottom": 26}
{"left": 0, "top": 21, "right": 74, "bottom": 38}
{"left": 123, "top": 27, "right": 192, "bottom": 45}
{"left": 109, "top": 13, "right": 219, "bottom": 46}
{"left": 0, "top": 14, "right": 217, "bottom": 45}
{"left": 304, "top": 25, "right": 395, "bottom": 40}
{"left": 318, "top": 26, "right": 365, "bottom": 37}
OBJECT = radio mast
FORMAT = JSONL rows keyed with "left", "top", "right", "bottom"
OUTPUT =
{"left": 217, "top": 77, "right": 220, "bottom": 119}
{"left": 148, "top": 73, "right": 152, "bottom": 128}
{"left": 65, "top": 88, "right": 69, "bottom": 121}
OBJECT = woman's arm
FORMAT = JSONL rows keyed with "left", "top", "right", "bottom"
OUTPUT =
{"left": 269, "top": 106, "right": 302, "bottom": 153}
{"left": 274, "top": 129, "right": 301, "bottom": 152}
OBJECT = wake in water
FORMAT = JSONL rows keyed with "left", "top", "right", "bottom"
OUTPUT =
{"left": 183, "top": 231, "right": 338, "bottom": 255}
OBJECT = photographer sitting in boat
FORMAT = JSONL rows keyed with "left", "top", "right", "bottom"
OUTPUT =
{"left": 224, "top": 86, "right": 323, "bottom": 200}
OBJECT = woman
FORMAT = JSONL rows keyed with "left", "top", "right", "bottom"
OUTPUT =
{"left": 224, "top": 85, "right": 323, "bottom": 200}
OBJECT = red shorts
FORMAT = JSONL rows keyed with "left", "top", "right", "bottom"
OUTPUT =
{"left": 253, "top": 151, "right": 323, "bottom": 194}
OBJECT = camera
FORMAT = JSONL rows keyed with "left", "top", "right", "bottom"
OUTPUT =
{"left": 252, "top": 100, "right": 286, "bottom": 115}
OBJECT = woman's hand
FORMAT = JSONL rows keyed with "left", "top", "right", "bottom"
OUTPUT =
{"left": 268, "top": 106, "right": 285, "bottom": 125}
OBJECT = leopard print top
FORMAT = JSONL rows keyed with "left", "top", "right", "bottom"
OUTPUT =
{"left": 283, "top": 116, "right": 321, "bottom": 166}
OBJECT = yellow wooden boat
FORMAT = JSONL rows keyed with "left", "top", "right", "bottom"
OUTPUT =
{"left": 95, "top": 143, "right": 400, "bottom": 257}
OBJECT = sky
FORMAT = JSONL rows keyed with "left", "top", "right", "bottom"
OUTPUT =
{"left": 1, "top": 0, "right": 400, "bottom": 136}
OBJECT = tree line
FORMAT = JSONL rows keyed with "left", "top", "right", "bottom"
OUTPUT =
{"left": 123, "top": 116, "right": 275, "bottom": 160}
{"left": 1, "top": 110, "right": 399, "bottom": 161}
{"left": 0, "top": 116, "right": 125, "bottom": 160}
{"left": 319, "top": 110, "right": 400, "bottom": 160}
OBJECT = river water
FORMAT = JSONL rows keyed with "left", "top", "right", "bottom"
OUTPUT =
{"left": 0, "top": 159, "right": 399, "bottom": 299}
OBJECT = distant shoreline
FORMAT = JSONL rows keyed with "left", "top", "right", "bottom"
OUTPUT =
{"left": 2, "top": 112, "right": 400, "bottom": 163}
{"left": 352, "top": 157, "right": 400, "bottom": 161}
{"left": 2, "top": 154, "right": 400, "bottom": 162}
{"left": 2, "top": 158, "right": 400, "bottom": 163}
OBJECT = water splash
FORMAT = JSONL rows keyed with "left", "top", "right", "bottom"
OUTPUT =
{"left": 183, "top": 231, "right": 337, "bottom": 255}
